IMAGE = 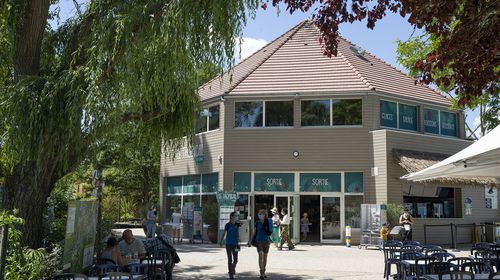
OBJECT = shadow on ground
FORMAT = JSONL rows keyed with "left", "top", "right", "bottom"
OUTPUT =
{"left": 174, "top": 266, "right": 333, "bottom": 280}
{"left": 175, "top": 243, "right": 224, "bottom": 254}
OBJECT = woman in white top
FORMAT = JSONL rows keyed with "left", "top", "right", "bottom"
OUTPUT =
{"left": 171, "top": 207, "right": 182, "bottom": 243}
{"left": 278, "top": 208, "right": 294, "bottom": 250}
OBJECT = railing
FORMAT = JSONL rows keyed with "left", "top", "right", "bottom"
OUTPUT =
{"left": 423, "top": 223, "right": 488, "bottom": 250}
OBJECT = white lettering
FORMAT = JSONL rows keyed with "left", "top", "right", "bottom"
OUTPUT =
{"left": 312, "top": 178, "right": 329, "bottom": 186}
{"left": 442, "top": 122, "right": 455, "bottom": 130}
{"left": 381, "top": 113, "right": 393, "bottom": 120}
{"left": 402, "top": 116, "right": 413, "bottom": 124}
{"left": 424, "top": 120, "right": 438, "bottom": 127}
{"left": 267, "top": 178, "right": 283, "bottom": 186}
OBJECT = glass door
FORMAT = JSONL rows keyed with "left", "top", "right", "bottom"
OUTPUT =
{"left": 275, "top": 195, "right": 295, "bottom": 239}
{"left": 321, "top": 196, "right": 341, "bottom": 243}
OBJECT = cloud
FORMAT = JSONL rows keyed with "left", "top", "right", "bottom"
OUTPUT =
{"left": 234, "top": 37, "right": 268, "bottom": 63}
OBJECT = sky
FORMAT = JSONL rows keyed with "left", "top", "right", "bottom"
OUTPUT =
{"left": 51, "top": 1, "right": 480, "bottom": 136}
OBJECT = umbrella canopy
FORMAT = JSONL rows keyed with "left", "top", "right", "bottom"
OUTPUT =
{"left": 402, "top": 125, "right": 500, "bottom": 181}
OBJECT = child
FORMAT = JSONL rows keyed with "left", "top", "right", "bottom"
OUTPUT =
{"left": 380, "top": 223, "right": 389, "bottom": 247}
{"left": 300, "top": 213, "right": 310, "bottom": 241}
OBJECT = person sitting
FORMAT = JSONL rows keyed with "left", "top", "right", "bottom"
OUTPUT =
{"left": 119, "top": 229, "right": 146, "bottom": 258}
{"left": 101, "top": 237, "right": 127, "bottom": 267}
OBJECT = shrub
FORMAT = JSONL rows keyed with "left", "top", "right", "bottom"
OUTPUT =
{"left": 386, "top": 203, "right": 404, "bottom": 228}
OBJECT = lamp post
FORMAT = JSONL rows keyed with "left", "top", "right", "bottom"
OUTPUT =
{"left": 93, "top": 170, "right": 104, "bottom": 255}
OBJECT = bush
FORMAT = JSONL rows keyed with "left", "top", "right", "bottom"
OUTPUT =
{"left": 386, "top": 203, "right": 404, "bottom": 228}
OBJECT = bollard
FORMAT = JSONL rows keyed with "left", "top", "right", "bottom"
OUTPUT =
{"left": 345, "top": 225, "right": 352, "bottom": 247}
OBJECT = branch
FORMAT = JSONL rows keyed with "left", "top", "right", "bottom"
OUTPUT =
{"left": 121, "top": 110, "right": 166, "bottom": 123}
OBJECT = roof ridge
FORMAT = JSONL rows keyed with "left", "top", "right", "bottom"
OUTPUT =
{"left": 338, "top": 36, "right": 449, "bottom": 101}
{"left": 198, "top": 20, "right": 307, "bottom": 92}
{"left": 224, "top": 20, "right": 308, "bottom": 94}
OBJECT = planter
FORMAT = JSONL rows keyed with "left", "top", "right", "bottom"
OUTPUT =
{"left": 207, "top": 224, "right": 218, "bottom": 243}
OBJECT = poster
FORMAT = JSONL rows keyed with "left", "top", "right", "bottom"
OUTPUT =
{"left": 485, "top": 186, "right": 498, "bottom": 209}
{"left": 464, "top": 197, "right": 472, "bottom": 215}
{"left": 216, "top": 191, "right": 238, "bottom": 242}
{"left": 62, "top": 200, "right": 98, "bottom": 273}
{"left": 193, "top": 206, "right": 203, "bottom": 240}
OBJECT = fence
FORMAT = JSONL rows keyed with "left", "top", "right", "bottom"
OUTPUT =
{"left": 423, "top": 222, "right": 489, "bottom": 250}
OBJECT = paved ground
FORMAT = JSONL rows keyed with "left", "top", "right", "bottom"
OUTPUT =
{"left": 171, "top": 243, "right": 470, "bottom": 280}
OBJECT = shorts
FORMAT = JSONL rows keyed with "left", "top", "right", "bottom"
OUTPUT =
{"left": 256, "top": 242, "right": 270, "bottom": 253}
{"left": 171, "top": 223, "right": 180, "bottom": 230}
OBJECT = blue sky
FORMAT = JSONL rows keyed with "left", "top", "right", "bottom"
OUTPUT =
{"left": 52, "top": 1, "right": 479, "bottom": 135}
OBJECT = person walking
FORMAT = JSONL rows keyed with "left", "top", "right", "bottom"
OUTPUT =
{"left": 270, "top": 207, "right": 281, "bottom": 247}
{"left": 219, "top": 212, "right": 241, "bottom": 279}
{"left": 399, "top": 208, "right": 414, "bottom": 241}
{"left": 278, "top": 208, "right": 294, "bottom": 250}
{"left": 300, "top": 212, "right": 310, "bottom": 242}
{"left": 171, "top": 207, "right": 182, "bottom": 243}
{"left": 248, "top": 209, "right": 273, "bottom": 279}
{"left": 146, "top": 205, "right": 157, "bottom": 238}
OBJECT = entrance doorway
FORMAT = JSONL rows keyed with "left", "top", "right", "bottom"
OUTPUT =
{"left": 322, "top": 196, "right": 341, "bottom": 242}
{"left": 254, "top": 195, "right": 274, "bottom": 218}
{"left": 299, "top": 195, "right": 320, "bottom": 242}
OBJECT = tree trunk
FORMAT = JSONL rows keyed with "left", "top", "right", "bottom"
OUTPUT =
{"left": 13, "top": 0, "right": 51, "bottom": 80}
{"left": 3, "top": 163, "right": 54, "bottom": 248}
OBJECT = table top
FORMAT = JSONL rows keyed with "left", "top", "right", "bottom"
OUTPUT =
{"left": 88, "top": 275, "right": 146, "bottom": 280}
{"left": 423, "top": 273, "right": 490, "bottom": 280}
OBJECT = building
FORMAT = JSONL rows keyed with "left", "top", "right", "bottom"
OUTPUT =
{"left": 159, "top": 21, "right": 499, "bottom": 245}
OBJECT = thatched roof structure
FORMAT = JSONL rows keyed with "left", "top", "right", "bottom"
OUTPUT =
{"left": 393, "top": 149, "right": 500, "bottom": 187}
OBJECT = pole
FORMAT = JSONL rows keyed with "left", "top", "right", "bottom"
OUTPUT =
{"left": 450, "top": 223, "right": 455, "bottom": 249}
{"left": 0, "top": 225, "right": 9, "bottom": 280}
{"left": 423, "top": 224, "right": 427, "bottom": 245}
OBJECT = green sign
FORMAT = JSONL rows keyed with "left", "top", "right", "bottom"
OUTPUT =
{"left": 345, "top": 172, "right": 364, "bottom": 193}
{"left": 424, "top": 109, "right": 439, "bottom": 134}
{"left": 399, "top": 104, "right": 417, "bottom": 131}
{"left": 440, "top": 111, "right": 457, "bottom": 137}
{"left": 254, "top": 173, "right": 294, "bottom": 192}
{"left": 63, "top": 200, "right": 98, "bottom": 273}
{"left": 202, "top": 173, "right": 218, "bottom": 193}
{"left": 216, "top": 191, "right": 239, "bottom": 242}
{"left": 300, "top": 173, "right": 341, "bottom": 192}
{"left": 380, "top": 100, "right": 397, "bottom": 128}
{"left": 234, "top": 172, "right": 251, "bottom": 192}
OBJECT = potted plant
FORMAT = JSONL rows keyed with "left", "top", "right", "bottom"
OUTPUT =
{"left": 202, "top": 201, "right": 219, "bottom": 243}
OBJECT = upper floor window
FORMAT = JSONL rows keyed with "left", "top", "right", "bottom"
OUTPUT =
{"left": 235, "top": 101, "right": 293, "bottom": 127}
{"left": 196, "top": 105, "right": 220, "bottom": 133}
{"left": 301, "top": 100, "right": 330, "bottom": 126}
{"left": 380, "top": 100, "right": 417, "bottom": 131}
{"left": 423, "top": 108, "right": 457, "bottom": 137}
{"left": 265, "top": 101, "right": 293, "bottom": 127}
{"left": 332, "top": 99, "right": 362, "bottom": 125}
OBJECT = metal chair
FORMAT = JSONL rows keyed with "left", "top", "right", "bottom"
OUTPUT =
{"left": 422, "top": 245, "right": 443, "bottom": 252}
{"left": 401, "top": 245, "right": 423, "bottom": 252}
{"left": 414, "top": 256, "right": 437, "bottom": 279}
{"left": 461, "top": 261, "right": 493, "bottom": 274}
{"left": 403, "top": 241, "right": 422, "bottom": 246}
{"left": 428, "top": 261, "right": 457, "bottom": 275}
{"left": 473, "top": 242, "right": 495, "bottom": 249}
{"left": 448, "top": 257, "right": 474, "bottom": 270}
{"left": 439, "top": 271, "right": 474, "bottom": 280}
{"left": 431, "top": 252, "right": 456, "bottom": 261}
{"left": 53, "top": 274, "right": 88, "bottom": 280}
{"left": 425, "top": 249, "right": 448, "bottom": 256}
{"left": 399, "top": 252, "right": 425, "bottom": 279}
{"left": 100, "top": 272, "right": 132, "bottom": 280}
{"left": 383, "top": 245, "right": 401, "bottom": 280}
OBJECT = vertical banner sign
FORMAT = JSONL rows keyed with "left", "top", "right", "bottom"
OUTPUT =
{"left": 216, "top": 191, "right": 239, "bottom": 242}
{"left": 440, "top": 111, "right": 457, "bottom": 137}
{"left": 380, "top": 100, "right": 397, "bottom": 128}
{"left": 424, "top": 109, "right": 440, "bottom": 134}
{"left": 193, "top": 206, "right": 203, "bottom": 241}
{"left": 464, "top": 197, "right": 473, "bottom": 215}
{"left": 63, "top": 200, "right": 98, "bottom": 273}
{"left": 398, "top": 104, "right": 417, "bottom": 131}
{"left": 485, "top": 186, "right": 498, "bottom": 209}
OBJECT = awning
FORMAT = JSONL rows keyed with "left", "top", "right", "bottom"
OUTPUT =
{"left": 394, "top": 149, "right": 500, "bottom": 187}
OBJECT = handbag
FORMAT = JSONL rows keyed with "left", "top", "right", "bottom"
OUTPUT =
{"left": 251, "top": 234, "right": 257, "bottom": 247}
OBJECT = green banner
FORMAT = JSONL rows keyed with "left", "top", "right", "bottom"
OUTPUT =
{"left": 399, "top": 104, "right": 417, "bottom": 131}
{"left": 380, "top": 100, "right": 397, "bottom": 128}
{"left": 63, "top": 200, "right": 98, "bottom": 273}
{"left": 234, "top": 172, "right": 251, "bottom": 192}
{"left": 424, "top": 109, "right": 439, "bottom": 134}
{"left": 300, "top": 173, "right": 341, "bottom": 192}
{"left": 254, "top": 173, "right": 294, "bottom": 192}
{"left": 345, "top": 172, "right": 364, "bottom": 193}
{"left": 440, "top": 111, "right": 457, "bottom": 137}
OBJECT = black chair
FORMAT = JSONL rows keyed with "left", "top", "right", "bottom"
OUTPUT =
{"left": 100, "top": 272, "right": 132, "bottom": 280}
{"left": 473, "top": 242, "right": 495, "bottom": 249}
{"left": 141, "top": 256, "right": 166, "bottom": 280}
{"left": 431, "top": 252, "right": 456, "bottom": 261}
{"left": 428, "top": 261, "right": 457, "bottom": 275}
{"left": 89, "top": 264, "right": 119, "bottom": 277}
{"left": 53, "top": 274, "right": 88, "bottom": 280}
{"left": 489, "top": 272, "right": 500, "bottom": 280}
{"left": 422, "top": 245, "right": 443, "bottom": 253}
{"left": 474, "top": 249, "right": 494, "bottom": 259}
{"left": 400, "top": 252, "right": 425, "bottom": 279}
{"left": 385, "top": 240, "right": 403, "bottom": 248}
{"left": 123, "top": 263, "right": 146, "bottom": 275}
{"left": 461, "top": 261, "right": 493, "bottom": 274}
{"left": 150, "top": 249, "right": 173, "bottom": 280}
{"left": 95, "top": 258, "right": 117, "bottom": 265}
{"left": 426, "top": 249, "right": 448, "bottom": 256}
{"left": 383, "top": 245, "right": 401, "bottom": 280}
{"left": 403, "top": 241, "right": 422, "bottom": 246}
{"left": 439, "top": 271, "right": 474, "bottom": 280}
{"left": 448, "top": 257, "right": 474, "bottom": 270}
{"left": 402, "top": 245, "right": 423, "bottom": 253}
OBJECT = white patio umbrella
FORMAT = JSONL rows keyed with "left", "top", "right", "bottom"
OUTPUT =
{"left": 402, "top": 125, "right": 500, "bottom": 181}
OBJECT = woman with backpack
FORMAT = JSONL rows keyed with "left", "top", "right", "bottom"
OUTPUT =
{"left": 248, "top": 209, "right": 273, "bottom": 279}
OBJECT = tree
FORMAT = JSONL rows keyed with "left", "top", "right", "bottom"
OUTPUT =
{"left": 396, "top": 34, "right": 500, "bottom": 136}
{"left": 0, "top": 0, "right": 259, "bottom": 247}
{"left": 264, "top": 0, "right": 499, "bottom": 106}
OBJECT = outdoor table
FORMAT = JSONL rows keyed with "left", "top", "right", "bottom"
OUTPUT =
{"left": 88, "top": 275, "right": 146, "bottom": 280}
{"left": 423, "top": 273, "right": 490, "bottom": 280}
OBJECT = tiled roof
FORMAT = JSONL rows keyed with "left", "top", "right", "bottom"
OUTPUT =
{"left": 199, "top": 21, "right": 451, "bottom": 106}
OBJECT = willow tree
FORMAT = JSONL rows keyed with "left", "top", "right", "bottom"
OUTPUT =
{"left": 0, "top": 0, "right": 259, "bottom": 247}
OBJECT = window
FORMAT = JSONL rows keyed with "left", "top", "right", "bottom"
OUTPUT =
{"left": 235, "top": 101, "right": 263, "bottom": 127}
{"left": 254, "top": 173, "right": 294, "bottom": 192}
{"left": 265, "top": 101, "right": 294, "bottom": 127}
{"left": 201, "top": 173, "right": 218, "bottom": 193}
{"left": 301, "top": 100, "right": 330, "bottom": 126}
{"left": 165, "top": 176, "right": 183, "bottom": 194}
{"left": 398, "top": 103, "right": 417, "bottom": 131}
{"left": 424, "top": 108, "right": 440, "bottom": 134}
{"left": 440, "top": 111, "right": 457, "bottom": 137}
{"left": 196, "top": 105, "right": 220, "bottom": 133}
{"left": 234, "top": 172, "right": 251, "bottom": 192}
{"left": 332, "top": 99, "right": 362, "bottom": 125}
{"left": 380, "top": 100, "right": 398, "bottom": 128}
{"left": 345, "top": 172, "right": 364, "bottom": 193}
{"left": 183, "top": 175, "right": 201, "bottom": 194}
{"left": 345, "top": 195, "right": 363, "bottom": 228}
{"left": 299, "top": 173, "right": 341, "bottom": 192}
{"left": 403, "top": 186, "right": 458, "bottom": 218}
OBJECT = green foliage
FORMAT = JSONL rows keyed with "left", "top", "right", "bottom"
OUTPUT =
{"left": 202, "top": 201, "right": 219, "bottom": 226}
{"left": 0, "top": 211, "right": 62, "bottom": 280}
{"left": 386, "top": 203, "right": 404, "bottom": 228}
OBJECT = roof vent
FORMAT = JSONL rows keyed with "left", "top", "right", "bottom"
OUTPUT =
{"left": 350, "top": 45, "right": 366, "bottom": 57}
